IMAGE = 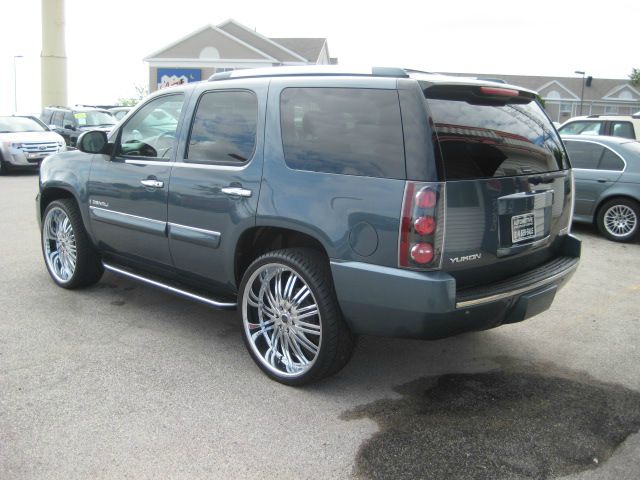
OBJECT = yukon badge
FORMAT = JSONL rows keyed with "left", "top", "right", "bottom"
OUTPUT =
{"left": 449, "top": 253, "right": 482, "bottom": 264}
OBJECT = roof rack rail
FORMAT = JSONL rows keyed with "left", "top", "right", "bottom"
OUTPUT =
{"left": 208, "top": 66, "right": 409, "bottom": 82}
{"left": 587, "top": 114, "right": 637, "bottom": 118}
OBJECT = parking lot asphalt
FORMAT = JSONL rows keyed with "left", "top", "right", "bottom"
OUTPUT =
{"left": 1, "top": 171, "right": 639, "bottom": 480}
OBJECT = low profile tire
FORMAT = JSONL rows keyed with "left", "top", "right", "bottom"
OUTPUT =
{"left": 239, "top": 248, "right": 355, "bottom": 386}
{"left": 596, "top": 198, "right": 639, "bottom": 242}
{"left": 41, "top": 199, "right": 104, "bottom": 289}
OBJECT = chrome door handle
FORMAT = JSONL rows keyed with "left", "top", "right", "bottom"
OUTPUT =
{"left": 221, "top": 187, "right": 252, "bottom": 198}
{"left": 140, "top": 179, "right": 164, "bottom": 188}
{"left": 597, "top": 178, "right": 607, "bottom": 183}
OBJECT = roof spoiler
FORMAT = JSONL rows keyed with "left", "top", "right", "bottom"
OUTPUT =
{"left": 422, "top": 83, "right": 536, "bottom": 105}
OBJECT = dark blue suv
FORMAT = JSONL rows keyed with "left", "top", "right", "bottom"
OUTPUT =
{"left": 37, "top": 66, "right": 580, "bottom": 385}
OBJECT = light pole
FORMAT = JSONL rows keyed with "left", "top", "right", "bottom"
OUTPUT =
{"left": 575, "top": 70, "right": 586, "bottom": 116}
{"left": 13, "top": 55, "right": 23, "bottom": 113}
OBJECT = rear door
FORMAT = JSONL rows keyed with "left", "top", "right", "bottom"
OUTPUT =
{"left": 564, "top": 139, "right": 625, "bottom": 217}
{"left": 167, "top": 80, "right": 267, "bottom": 292}
{"left": 422, "top": 83, "right": 573, "bottom": 286}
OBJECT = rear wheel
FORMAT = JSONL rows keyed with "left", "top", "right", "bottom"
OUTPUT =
{"left": 239, "top": 248, "right": 355, "bottom": 385}
{"left": 596, "top": 198, "right": 639, "bottom": 242}
{"left": 41, "top": 199, "right": 103, "bottom": 288}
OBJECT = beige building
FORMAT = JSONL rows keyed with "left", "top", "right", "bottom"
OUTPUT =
{"left": 445, "top": 72, "right": 640, "bottom": 123}
{"left": 144, "top": 19, "right": 335, "bottom": 92}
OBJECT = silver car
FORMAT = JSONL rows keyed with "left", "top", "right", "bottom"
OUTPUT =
{"left": 563, "top": 134, "right": 640, "bottom": 242}
{"left": 0, "top": 116, "right": 66, "bottom": 174}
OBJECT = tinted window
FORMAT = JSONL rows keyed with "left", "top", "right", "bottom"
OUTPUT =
{"left": 558, "top": 121, "right": 604, "bottom": 135}
{"left": 41, "top": 110, "right": 53, "bottom": 124}
{"left": 599, "top": 148, "right": 625, "bottom": 171}
{"left": 564, "top": 141, "right": 603, "bottom": 169}
{"left": 425, "top": 96, "right": 565, "bottom": 180}
{"left": 63, "top": 112, "right": 74, "bottom": 128}
{"left": 611, "top": 121, "right": 635, "bottom": 139}
{"left": 280, "top": 88, "right": 405, "bottom": 178}
{"left": 52, "top": 111, "right": 64, "bottom": 128}
{"left": 186, "top": 90, "right": 257, "bottom": 164}
{"left": 118, "top": 94, "right": 184, "bottom": 159}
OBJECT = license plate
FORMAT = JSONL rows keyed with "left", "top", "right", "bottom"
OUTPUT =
{"left": 511, "top": 213, "right": 536, "bottom": 243}
{"left": 27, "top": 153, "right": 45, "bottom": 159}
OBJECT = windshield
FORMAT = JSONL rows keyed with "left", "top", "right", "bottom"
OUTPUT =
{"left": 0, "top": 116, "right": 47, "bottom": 133}
{"left": 75, "top": 111, "right": 116, "bottom": 127}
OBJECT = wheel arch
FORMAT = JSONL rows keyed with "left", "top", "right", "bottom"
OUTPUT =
{"left": 234, "top": 226, "right": 330, "bottom": 286}
{"left": 39, "top": 186, "right": 79, "bottom": 219}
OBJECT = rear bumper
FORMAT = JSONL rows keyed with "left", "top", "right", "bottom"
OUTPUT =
{"left": 330, "top": 234, "right": 581, "bottom": 339}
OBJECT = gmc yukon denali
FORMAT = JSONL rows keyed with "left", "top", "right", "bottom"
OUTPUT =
{"left": 37, "top": 66, "right": 581, "bottom": 385}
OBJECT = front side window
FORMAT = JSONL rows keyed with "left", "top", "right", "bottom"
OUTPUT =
{"left": 280, "top": 88, "right": 405, "bottom": 178}
{"left": 559, "top": 121, "right": 604, "bottom": 135}
{"left": 186, "top": 90, "right": 257, "bottom": 164}
{"left": 564, "top": 141, "right": 603, "bottom": 169}
{"left": 117, "top": 94, "right": 184, "bottom": 159}
{"left": 52, "top": 111, "right": 64, "bottom": 128}
{"left": 63, "top": 112, "right": 74, "bottom": 129}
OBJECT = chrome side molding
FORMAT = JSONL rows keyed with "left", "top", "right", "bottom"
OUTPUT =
{"left": 102, "top": 262, "right": 237, "bottom": 310}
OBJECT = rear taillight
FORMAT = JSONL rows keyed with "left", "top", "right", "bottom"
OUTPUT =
{"left": 399, "top": 182, "right": 445, "bottom": 270}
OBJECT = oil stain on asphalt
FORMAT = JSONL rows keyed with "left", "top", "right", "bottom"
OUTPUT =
{"left": 342, "top": 364, "right": 640, "bottom": 480}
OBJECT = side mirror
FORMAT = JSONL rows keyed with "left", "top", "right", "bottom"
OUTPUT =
{"left": 64, "top": 124, "right": 76, "bottom": 131}
{"left": 77, "top": 130, "right": 111, "bottom": 154}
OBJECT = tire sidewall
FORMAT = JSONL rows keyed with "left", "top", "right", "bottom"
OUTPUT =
{"left": 597, "top": 199, "right": 639, "bottom": 242}
{"left": 238, "top": 250, "right": 335, "bottom": 386}
{"left": 42, "top": 200, "right": 81, "bottom": 288}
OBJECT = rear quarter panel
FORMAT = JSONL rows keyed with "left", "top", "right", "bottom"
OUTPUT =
{"left": 259, "top": 77, "right": 405, "bottom": 267}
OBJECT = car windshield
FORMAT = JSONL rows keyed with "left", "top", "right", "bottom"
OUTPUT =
{"left": 0, "top": 116, "right": 47, "bottom": 133}
{"left": 75, "top": 111, "right": 116, "bottom": 127}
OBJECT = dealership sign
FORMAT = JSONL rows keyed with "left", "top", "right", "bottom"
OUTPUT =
{"left": 157, "top": 68, "right": 202, "bottom": 90}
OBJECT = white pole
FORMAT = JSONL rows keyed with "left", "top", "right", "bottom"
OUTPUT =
{"left": 41, "top": 0, "right": 68, "bottom": 109}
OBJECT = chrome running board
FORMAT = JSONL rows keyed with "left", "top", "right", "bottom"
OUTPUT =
{"left": 102, "top": 262, "right": 237, "bottom": 310}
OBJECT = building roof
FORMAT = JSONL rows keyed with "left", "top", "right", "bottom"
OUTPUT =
{"left": 441, "top": 72, "right": 639, "bottom": 103}
{"left": 269, "top": 38, "right": 327, "bottom": 63}
{"left": 144, "top": 19, "right": 329, "bottom": 64}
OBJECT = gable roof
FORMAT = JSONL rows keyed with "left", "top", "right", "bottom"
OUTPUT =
{"left": 144, "top": 24, "right": 277, "bottom": 61}
{"left": 602, "top": 84, "right": 640, "bottom": 101}
{"left": 270, "top": 38, "right": 327, "bottom": 63}
{"left": 441, "top": 72, "right": 636, "bottom": 102}
{"left": 217, "top": 19, "right": 308, "bottom": 63}
{"left": 537, "top": 80, "right": 580, "bottom": 100}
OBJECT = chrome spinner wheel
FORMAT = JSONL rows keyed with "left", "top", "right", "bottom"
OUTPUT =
{"left": 242, "top": 263, "right": 322, "bottom": 378}
{"left": 42, "top": 206, "right": 77, "bottom": 283}
{"left": 603, "top": 204, "right": 637, "bottom": 238}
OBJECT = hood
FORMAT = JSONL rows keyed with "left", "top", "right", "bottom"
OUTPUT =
{"left": 78, "top": 125, "right": 114, "bottom": 133}
{"left": 0, "top": 130, "right": 65, "bottom": 144}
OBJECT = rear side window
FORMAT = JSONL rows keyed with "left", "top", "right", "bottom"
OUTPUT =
{"left": 187, "top": 90, "right": 257, "bottom": 164}
{"left": 599, "top": 148, "right": 625, "bottom": 171}
{"left": 280, "top": 88, "right": 405, "bottom": 178}
{"left": 611, "top": 121, "right": 635, "bottom": 139}
{"left": 426, "top": 94, "right": 566, "bottom": 180}
{"left": 564, "top": 141, "right": 603, "bottom": 169}
{"left": 558, "top": 121, "right": 604, "bottom": 135}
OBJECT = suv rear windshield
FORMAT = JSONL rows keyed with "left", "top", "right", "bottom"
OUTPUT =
{"left": 424, "top": 86, "right": 567, "bottom": 180}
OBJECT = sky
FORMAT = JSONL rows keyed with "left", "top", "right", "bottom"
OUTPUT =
{"left": 1, "top": 0, "right": 638, "bottom": 115}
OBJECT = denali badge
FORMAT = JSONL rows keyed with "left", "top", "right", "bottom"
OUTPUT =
{"left": 449, "top": 253, "right": 482, "bottom": 264}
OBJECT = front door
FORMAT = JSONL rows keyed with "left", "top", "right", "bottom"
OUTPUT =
{"left": 167, "top": 82, "right": 266, "bottom": 292}
{"left": 88, "top": 93, "right": 187, "bottom": 268}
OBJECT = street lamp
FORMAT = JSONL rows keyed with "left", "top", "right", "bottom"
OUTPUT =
{"left": 575, "top": 70, "right": 586, "bottom": 116}
{"left": 13, "top": 55, "right": 24, "bottom": 113}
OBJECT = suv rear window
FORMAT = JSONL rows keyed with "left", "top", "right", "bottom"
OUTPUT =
{"left": 280, "top": 88, "right": 405, "bottom": 179}
{"left": 424, "top": 88, "right": 566, "bottom": 180}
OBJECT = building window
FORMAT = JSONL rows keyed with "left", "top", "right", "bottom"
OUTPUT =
{"left": 604, "top": 105, "right": 619, "bottom": 114}
{"left": 560, "top": 103, "right": 572, "bottom": 114}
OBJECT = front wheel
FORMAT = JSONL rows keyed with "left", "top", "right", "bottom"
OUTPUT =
{"left": 596, "top": 198, "right": 639, "bottom": 242}
{"left": 41, "top": 199, "right": 104, "bottom": 288}
{"left": 238, "top": 248, "right": 355, "bottom": 385}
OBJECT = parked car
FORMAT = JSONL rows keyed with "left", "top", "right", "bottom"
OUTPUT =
{"left": 0, "top": 115, "right": 65, "bottom": 174}
{"left": 40, "top": 106, "right": 116, "bottom": 148}
{"left": 37, "top": 66, "right": 580, "bottom": 385}
{"left": 558, "top": 114, "right": 640, "bottom": 140}
{"left": 108, "top": 106, "right": 132, "bottom": 121}
{"left": 562, "top": 134, "right": 639, "bottom": 242}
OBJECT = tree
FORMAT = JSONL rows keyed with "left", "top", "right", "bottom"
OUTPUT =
{"left": 117, "top": 84, "right": 149, "bottom": 106}
{"left": 630, "top": 68, "right": 640, "bottom": 87}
